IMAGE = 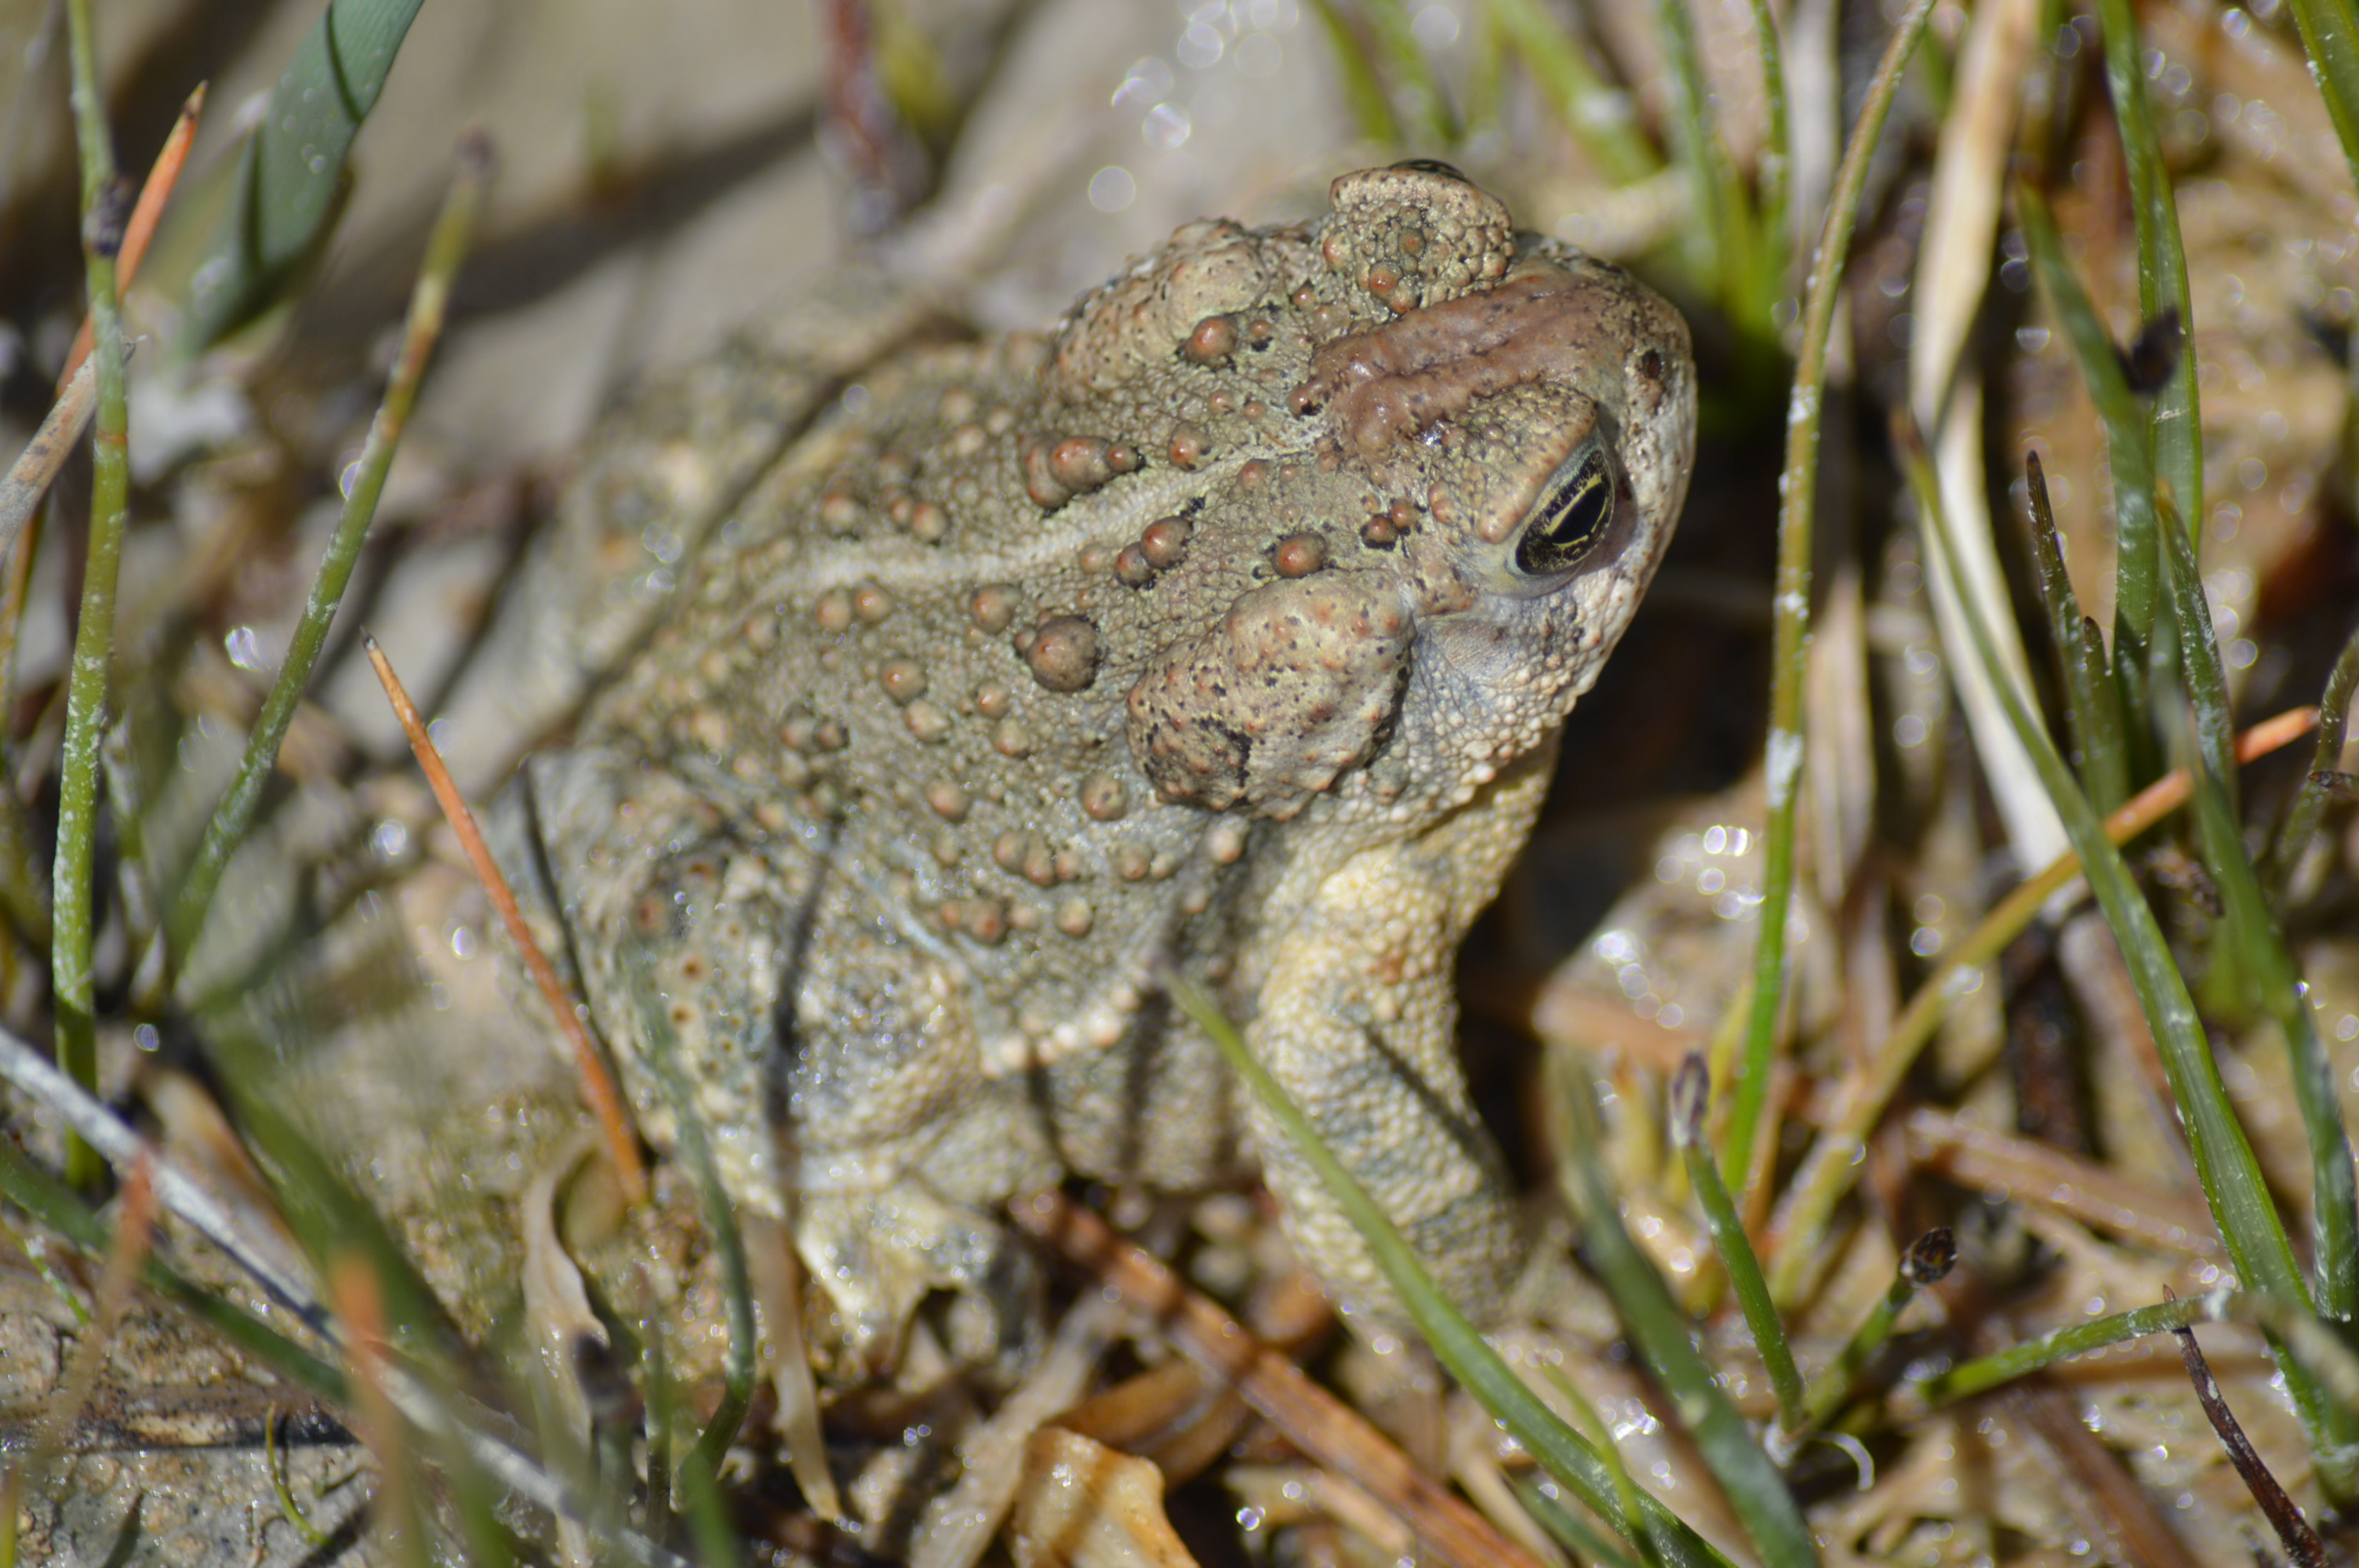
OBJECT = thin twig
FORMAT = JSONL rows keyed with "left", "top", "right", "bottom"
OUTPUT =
{"left": 2165, "top": 1290, "right": 2328, "bottom": 1568}
{"left": 362, "top": 635, "right": 649, "bottom": 1206}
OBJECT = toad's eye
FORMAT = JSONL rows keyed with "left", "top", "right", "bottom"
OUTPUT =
{"left": 1513, "top": 445, "right": 1614, "bottom": 577}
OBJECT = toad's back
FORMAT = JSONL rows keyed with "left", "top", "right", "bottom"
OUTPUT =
{"left": 500, "top": 163, "right": 1694, "bottom": 1367}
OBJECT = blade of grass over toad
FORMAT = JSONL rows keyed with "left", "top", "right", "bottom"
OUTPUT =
{"left": 2025, "top": 454, "right": 2131, "bottom": 813}
{"left": 1358, "top": 0, "right": 1459, "bottom": 148}
{"left": 2017, "top": 187, "right": 2161, "bottom": 740}
{"left": 1764, "top": 698, "right": 2320, "bottom": 1302}
{"left": 1483, "top": 0, "right": 1658, "bottom": 183}
{"left": 2279, "top": 0, "right": 2359, "bottom": 198}
{"left": 1910, "top": 414, "right": 2358, "bottom": 1503}
{"left": 170, "top": 136, "right": 492, "bottom": 961}
{"left": 1170, "top": 983, "right": 1743, "bottom": 1568}
{"left": 1307, "top": 0, "right": 1402, "bottom": 143}
{"left": 1016, "top": 1190, "right": 1547, "bottom": 1568}
{"left": 53, "top": 0, "right": 133, "bottom": 1190}
{"left": 2092, "top": 0, "right": 2201, "bottom": 538}
{"left": 623, "top": 958, "right": 754, "bottom": 1494}
{"left": 181, "top": 0, "right": 425, "bottom": 351}
{"left": 362, "top": 637, "right": 649, "bottom": 1206}
{"left": 1727, "top": 0, "right": 1938, "bottom": 1196}
{"left": 2268, "top": 619, "right": 2359, "bottom": 895}
{"left": 1555, "top": 1055, "right": 1821, "bottom": 1568}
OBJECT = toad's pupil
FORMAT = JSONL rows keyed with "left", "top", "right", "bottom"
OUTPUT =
{"left": 1515, "top": 447, "right": 1614, "bottom": 576}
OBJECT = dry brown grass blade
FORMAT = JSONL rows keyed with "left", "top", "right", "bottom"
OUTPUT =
{"left": 1905, "top": 1108, "right": 2222, "bottom": 1261}
{"left": 329, "top": 1254, "right": 427, "bottom": 1568}
{"left": 362, "top": 634, "right": 649, "bottom": 1207}
{"left": 56, "top": 82, "right": 205, "bottom": 390}
{"left": 1012, "top": 1189, "right": 1549, "bottom": 1568}
{"left": 0, "top": 83, "right": 205, "bottom": 561}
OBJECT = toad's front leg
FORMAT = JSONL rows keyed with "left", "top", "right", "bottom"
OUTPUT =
{"left": 1244, "top": 757, "right": 1550, "bottom": 1324}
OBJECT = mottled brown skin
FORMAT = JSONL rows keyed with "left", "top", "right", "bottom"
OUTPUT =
{"left": 496, "top": 165, "right": 1695, "bottom": 1369}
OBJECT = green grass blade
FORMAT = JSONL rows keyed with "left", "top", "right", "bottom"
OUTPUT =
{"left": 1483, "top": 0, "right": 1658, "bottom": 183}
{"left": 1914, "top": 427, "right": 2357, "bottom": 1500}
{"left": 1559, "top": 1058, "right": 1821, "bottom": 1568}
{"left": 2194, "top": 768, "right": 2359, "bottom": 1327}
{"left": 2024, "top": 454, "right": 2132, "bottom": 812}
{"left": 169, "top": 136, "right": 490, "bottom": 960}
{"left": 2279, "top": 0, "right": 2359, "bottom": 196}
{"left": 2171, "top": 708, "right": 2359, "bottom": 1324}
{"left": 54, "top": 0, "right": 130, "bottom": 1191}
{"left": 1358, "top": 0, "right": 1459, "bottom": 147}
{"left": 181, "top": 0, "right": 425, "bottom": 350}
{"left": 1515, "top": 1473, "right": 1647, "bottom": 1568}
{"left": 1745, "top": 0, "right": 1792, "bottom": 301}
{"left": 2157, "top": 498, "right": 2239, "bottom": 818}
{"left": 1729, "top": 0, "right": 1939, "bottom": 1196}
{"left": 1671, "top": 1056, "right": 1805, "bottom": 1435}
{"left": 1536, "top": 1363, "right": 1663, "bottom": 1568}
{"left": 1307, "top": 0, "right": 1403, "bottom": 143}
{"left": 1916, "top": 1294, "right": 2218, "bottom": 1405}
{"left": 1647, "top": 0, "right": 1757, "bottom": 323}
{"left": 2092, "top": 0, "right": 2201, "bottom": 541}
{"left": 2017, "top": 187, "right": 2162, "bottom": 689}
{"left": 1172, "top": 985, "right": 1739, "bottom": 1568}
{"left": 2267, "top": 619, "right": 2359, "bottom": 895}
{"left": 1796, "top": 1229, "right": 1953, "bottom": 1432}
